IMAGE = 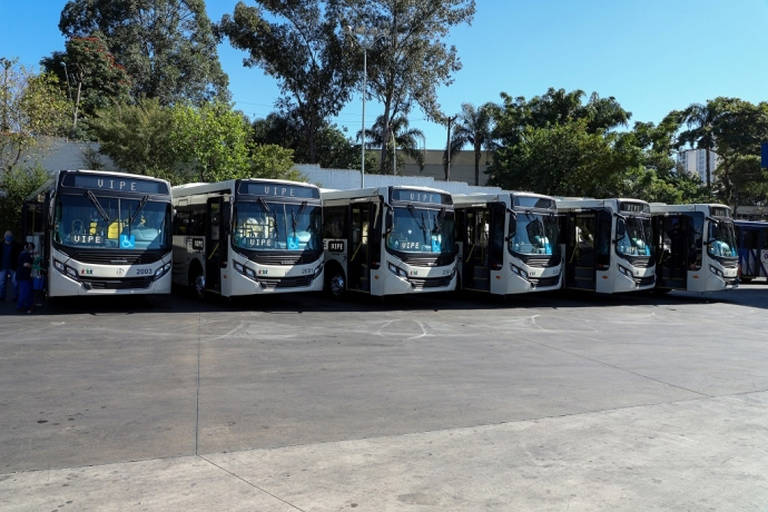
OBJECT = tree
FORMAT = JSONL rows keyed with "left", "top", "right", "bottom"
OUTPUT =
{"left": 1, "top": 59, "right": 69, "bottom": 174}
{"left": 342, "top": 0, "right": 475, "bottom": 172}
{"left": 220, "top": 1, "right": 357, "bottom": 164}
{"left": 41, "top": 35, "right": 132, "bottom": 137}
{"left": 168, "top": 101, "right": 251, "bottom": 183}
{"left": 250, "top": 144, "right": 302, "bottom": 181}
{"left": 452, "top": 102, "right": 496, "bottom": 185}
{"left": 59, "top": 0, "right": 229, "bottom": 105}
{"left": 0, "top": 164, "right": 49, "bottom": 234}
{"left": 678, "top": 102, "right": 719, "bottom": 189}
{"left": 89, "top": 98, "right": 176, "bottom": 178}
{"left": 360, "top": 114, "right": 424, "bottom": 174}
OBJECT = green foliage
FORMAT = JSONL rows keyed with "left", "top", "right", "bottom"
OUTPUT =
{"left": 361, "top": 115, "right": 425, "bottom": 174}
{"left": 716, "top": 153, "right": 768, "bottom": 209}
{"left": 59, "top": 0, "right": 229, "bottom": 105}
{"left": 0, "top": 164, "right": 49, "bottom": 233}
{"left": 1, "top": 59, "right": 70, "bottom": 173}
{"left": 220, "top": 1, "right": 357, "bottom": 163}
{"left": 452, "top": 102, "right": 496, "bottom": 185}
{"left": 249, "top": 144, "right": 302, "bottom": 181}
{"left": 89, "top": 98, "right": 175, "bottom": 178}
{"left": 168, "top": 102, "right": 251, "bottom": 183}
{"left": 41, "top": 35, "right": 132, "bottom": 137}
{"left": 343, "top": 0, "right": 475, "bottom": 172}
{"left": 91, "top": 100, "right": 299, "bottom": 184}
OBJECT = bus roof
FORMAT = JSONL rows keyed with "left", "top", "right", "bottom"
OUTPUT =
{"left": 649, "top": 203, "right": 731, "bottom": 215}
{"left": 172, "top": 178, "right": 317, "bottom": 198}
{"left": 555, "top": 197, "right": 649, "bottom": 211}
{"left": 321, "top": 184, "right": 451, "bottom": 202}
{"left": 453, "top": 190, "right": 556, "bottom": 207}
{"left": 25, "top": 169, "right": 171, "bottom": 201}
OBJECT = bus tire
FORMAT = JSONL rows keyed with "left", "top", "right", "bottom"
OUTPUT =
{"left": 325, "top": 265, "right": 346, "bottom": 299}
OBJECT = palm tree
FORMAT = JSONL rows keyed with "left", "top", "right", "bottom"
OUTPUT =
{"left": 359, "top": 115, "right": 424, "bottom": 174}
{"left": 678, "top": 102, "right": 719, "bottom": 189}
{"left": 452, "top": 102, "right": 497, "bottom": 185}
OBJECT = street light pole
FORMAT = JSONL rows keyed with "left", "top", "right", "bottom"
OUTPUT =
{"left": 361, "top": 46, "right": 366, "bottom": 188}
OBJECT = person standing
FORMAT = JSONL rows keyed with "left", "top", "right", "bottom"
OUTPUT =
{"left": 16, "top": 242, "right": 34, "bottom": 313}
{"left": 1, "top": 230, "right": 21, "bottom": 301}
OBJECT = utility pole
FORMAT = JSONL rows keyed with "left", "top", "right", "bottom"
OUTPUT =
{"left": 444, "top": 115, "right": 457, "bottom": 181}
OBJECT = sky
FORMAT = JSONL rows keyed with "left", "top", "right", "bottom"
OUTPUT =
{"left": 2, "top": 0, "right": 768, "bottom": 150}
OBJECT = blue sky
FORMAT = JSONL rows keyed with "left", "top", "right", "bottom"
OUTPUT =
{"left": 2, "top": 1, "right": 767, "bottom": 149}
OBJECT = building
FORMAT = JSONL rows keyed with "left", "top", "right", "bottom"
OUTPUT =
{"left": 678, "top": 148, "right": 720, "bottom": 184}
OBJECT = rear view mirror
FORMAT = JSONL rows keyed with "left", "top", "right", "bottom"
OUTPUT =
{"left": 385, "top": 208, "right": 394, "bottom": 234}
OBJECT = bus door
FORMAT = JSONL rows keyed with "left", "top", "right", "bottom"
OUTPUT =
{"left": 656, "top": 215, "right": 688, "bottom": 289}
{"left": 349, "top": 202, "right": 373, "bottom": 292}
{"left": 566, "top": 212, "right": 597, "bottom": 290}
{"left": 460, "top": 205, "right": 503, "bottom": 291}
{"left": 205, "top": 197, "right": 228, "bottom": 292}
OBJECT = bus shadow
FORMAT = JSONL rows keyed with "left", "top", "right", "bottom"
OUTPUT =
{"left": 2, "top": 286, "right": 766, "bottom": 316}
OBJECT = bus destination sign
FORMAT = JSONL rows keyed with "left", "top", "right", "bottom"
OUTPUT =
{"left": 391, "top": 189, "right": 451, "bottom": 205}
{"left": 619, "top": 201, "right": 650, "bottom": 214}
{"left": 62, "top": 174, "right": 169, "bottom": 195}
{"left": 710, "top": 206, "right": 731, "bottom": 218}
{"left": 514, "top": 195, "right": 555, "bottom": 210}
{"left": 239, "top": 182, "right": 320, "bottom": 199}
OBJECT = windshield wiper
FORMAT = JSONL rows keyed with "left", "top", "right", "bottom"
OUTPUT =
{"left": 85, "top": 191, "right": 110, "bottom": 223}
{"left": 128, "top": 194, "right": 150, "bottom": 226}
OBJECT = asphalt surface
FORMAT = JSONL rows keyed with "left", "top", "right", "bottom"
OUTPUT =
{"left": 1, "top": 285, "right": 768, "bottom": 511}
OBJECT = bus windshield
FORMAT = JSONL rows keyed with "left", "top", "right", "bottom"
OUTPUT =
{"left": 387, "top": 206, "right": 455, "bottom": 254}
{"left": 510, "top": 213, "right": 559, "bottom": 256}
{"left": 53, "top": 194, "right": 170, "bottom": 250}
{"left": 233, "top": 200, "right": 322, "bottom": 251}
{"left": 709, "top": 220, "right": 738, "bottom": 259}
{"left": 616, "top": 216, "right": 653, "bottom": 257}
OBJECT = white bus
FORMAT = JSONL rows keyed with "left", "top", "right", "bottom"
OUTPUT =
{"left": 453, "top": 191, "right": 562, "bottom": 294}
{"left": 650, "top": 203, "right": 738, "bottom": 292}
{"left": 171, "top": 179, "right": 324, "bottom": 297}
{"left": 22, "top": 169, "right": 173, "bottom": 297}
{"left": 557, "top": 198, "right": 656, "bottom": 293}
{"left": 321, "top": 186, "right": 457, "bottom": 296}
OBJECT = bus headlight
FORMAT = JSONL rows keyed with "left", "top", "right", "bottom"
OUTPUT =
{"left": 709, "top": 265, "right": 724, "bottom": 278}
{"left": 510, "top": 263, "right": 529, "bottom": 279}
{"left": 313, "top": 263, "right": 324, "bottom": 279}
{"left": 618, "top": 265, "right": 633, "bottom": 278}
{"left": 388, "top": 262, "right": 408, "bottom": 278}
{"left": 153, "top": 262, "right": 172, "bottom": 280}
{"left": 54, "top": 259, "right": 80, "bottom": 281}
{"left": 233, "top": 261, "right": 257, "bottom": 279}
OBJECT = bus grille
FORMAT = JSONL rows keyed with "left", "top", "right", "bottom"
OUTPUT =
{"left": 80, "top": 276, "right": 154, "bottom": 290}
{"left": 633, "top": 275, "right": 655, "bottom": 286}
{"left": 256, "top": 275, "right": 315, "bottom": 289}
{"left": 523, "top": 255, "right": 560, "bottom": 268}
{"left": 407, "top": 274, "right": 453, "bottom": 289}
{"left": 62, "top": 249, "right": 164, "bottom": 265}
{"left": 529, "top": 275, "right": 560, "bottom": 288}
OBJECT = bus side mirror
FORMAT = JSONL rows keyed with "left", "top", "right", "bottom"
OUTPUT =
{"left": 385, "top": 209, "right": 393, "bottom": 234}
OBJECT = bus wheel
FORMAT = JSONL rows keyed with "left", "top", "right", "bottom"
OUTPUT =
{"left": 326, "top": 269, "right": 346, "bottom": 298}
{"left": 189, "top": 271, "right": 205, "bottom": 300}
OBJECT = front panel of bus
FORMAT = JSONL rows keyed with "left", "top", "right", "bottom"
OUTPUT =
{"left": 504, "top": 195, "right": 562, "bottom": 294}
{"left": 699, "top": 207, "right": 738, "bottom": 291}
{"left": 377, "top": 188, "right": 457, "bottom": 295}
{"left": 48, "top": 172, "right": 172, "bottom": 296}
{"left": 227, "top": 180, "right": 324, "bottom": 295}
{"left": 607, "top": 202, "right": 655, "bottom": 293}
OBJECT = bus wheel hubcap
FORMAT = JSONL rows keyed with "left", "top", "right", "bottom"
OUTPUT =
{"left": 330, "top": 274, "right": 344, "bottom": 295}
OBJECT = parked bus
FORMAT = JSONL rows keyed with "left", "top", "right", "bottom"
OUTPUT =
{"left": 453, "top": 192, "right": 562, "bottom": 294}
{"left": 556, "top": 198, "right": 655, "bottom": 293}
{"left": 21, "top": 169, "right": 173, "bottom": 297}
{"left": 171, "top": 179, "right": 324, "bottom": 297}
{"left": 734, "top": 219, "right": 768, "bottom": 282}
{"left": 321, "top": 186, "right": 457, "bottom": 296}
{"left": 650, "top": 204, "right": 738, "bottom": 291}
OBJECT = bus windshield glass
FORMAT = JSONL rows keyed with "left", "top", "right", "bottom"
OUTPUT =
{"left": 53, "top": 194, "right": 170, "bottom": 250}
{"left": 616, "top": 216, "right": 653, "bottom": 257}
{"left": 233, "top": 200, "right": 322, "bottom": 251}
{"left": 709, "top": 220, "right": 738, "bottom": 258}
{"left": 510, "top": 213, "right": 559, "bottom": 256}
{"left": 387, "top": 206, "right": 455, "bottom": 254}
